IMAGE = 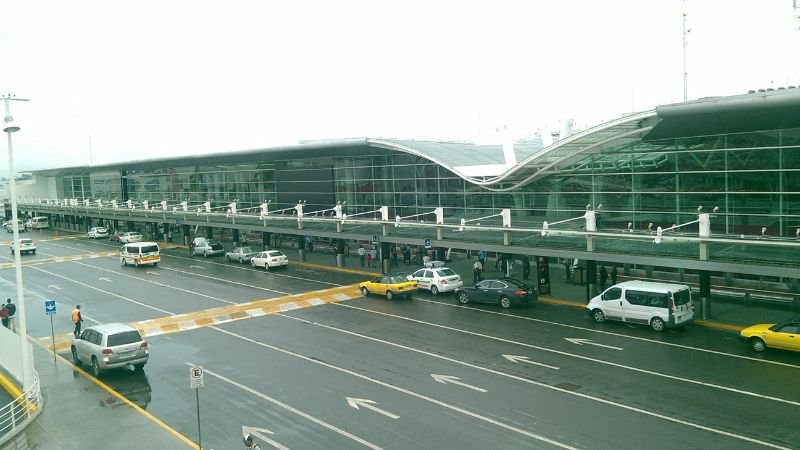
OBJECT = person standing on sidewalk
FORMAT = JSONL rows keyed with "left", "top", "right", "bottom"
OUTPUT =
{"left": 472, "top": 258, "right": 483, "bottom": 284}
{"left": 370, "top": 247, "right": 377, "bottom": 268}
{"left": 358, "top": 245, "right": 366, "bottom": 267}
{"left": 610, "top": 266, "right": 618, "bottom": 286}
{"left": 0, "top": 302, "right": 8, "bottom": 329}
{"left": 599, "top": 266, "right": 608, "bottom": 291}
{"left": 72, "top": 305, "right": 83, "bottom": 337}
{"left": 5, "top": 299, "right": 16, "bottom": 332}
{"left": 522, "top": 256, "right": 531, "bottom": 281}
{"left": 365, "top": 247, "right": 372, "bottom": 268}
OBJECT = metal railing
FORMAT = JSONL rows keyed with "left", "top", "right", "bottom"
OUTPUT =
{"left": 0, "top": 371, "right": 42, "bottom": 445}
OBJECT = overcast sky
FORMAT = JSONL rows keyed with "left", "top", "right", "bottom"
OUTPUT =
{"left": 1, "top": 0, "right": 798, "bottom": 172}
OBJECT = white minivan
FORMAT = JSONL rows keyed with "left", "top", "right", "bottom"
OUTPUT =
{"left": 586, "top": 280, "right": 694, "bottom": 331}
{"left": 120, "top": 242, "right": 160, "bottom": 267}
{"left": 27, "top": 216, "right": 50, "bottom": 229}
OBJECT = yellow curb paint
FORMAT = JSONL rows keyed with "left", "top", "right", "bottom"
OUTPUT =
{"left": 694, "top": 320, "right": 744, "bottom": 332}
{"left": 0, "top": 370, "right": 35, "bottom": 414}
{"left": 30, "top": 339, "right": 197, "bottom": 449}
{"left": 292, "top": 261, "right": 378, "bottom": 277}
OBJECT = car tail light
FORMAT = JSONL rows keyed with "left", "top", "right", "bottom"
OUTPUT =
{"left": 101, "top": 348, "right": 113, "bottom": 355}
{"left": 439, "top": 279, "right": 448, "bottom": 285}
{"left": 514, "top": 290, "right": 527, "bottom": 296}
{"left": 140, "top": 341, "right": 148, "bottom": 349}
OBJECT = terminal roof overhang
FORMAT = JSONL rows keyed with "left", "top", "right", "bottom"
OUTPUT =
{"left": 34, "top": 89, "right": 800, "bottom": 190}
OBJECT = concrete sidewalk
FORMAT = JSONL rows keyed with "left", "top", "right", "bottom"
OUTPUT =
{"left": 3, "top": 344, "right": 194, "bottom": 450}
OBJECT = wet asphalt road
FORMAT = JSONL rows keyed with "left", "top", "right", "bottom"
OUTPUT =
{"left": 2, "top": 232, "right": 799, "bottom": 450}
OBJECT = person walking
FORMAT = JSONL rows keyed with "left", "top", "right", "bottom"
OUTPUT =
{"left": 0, "top": 302, "right": 8, "bottom": 329}
{"left": 472, "top": 258, "right": 483, "bottom": 284}
{"left": 365, "top": 247, "right": 372, "bottom": 268}
{"left": 403, "top": 246, "right": 411, "bottom": 265}
{"left": 370, "top": 247, "right": 377, "bottom": 268}
{"left": 610, "top": 266, "right": 618, "bottom": 285}
{"left": 478, "top": 250, "right": 486, "bottom": 268}
{"left": 599, "top": 266, "right": 609, "bottom": 291}
{"left": 5, "top": 299, "right": 16, "bottom": 332}
{"left": 306, "top": 236, "right": 314, "bottom": 253}
{"left": 189, "top": 240, "right": 195, "bottom": 256}
{"left": 358, "top": 245, "right": 366, "bottom": 267}
{"left": 522, "top": 255, "right": 531, "bottom": 281}
{"left": 72, "top": 305, "right": 83, "bottom": 337}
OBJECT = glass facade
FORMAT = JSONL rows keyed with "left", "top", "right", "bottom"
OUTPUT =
{"left": 56, "top": 127, "right": 800, "bottom": 239}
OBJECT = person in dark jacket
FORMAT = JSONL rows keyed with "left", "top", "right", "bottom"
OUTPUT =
{"left": 610, "top": 266, "right": 618, "bottom": 285}
{"left": 522, "top": 256, "right": 531, "bottom": 280}
{"left": 599, "top": 266, "right": 609, "bottom": 291}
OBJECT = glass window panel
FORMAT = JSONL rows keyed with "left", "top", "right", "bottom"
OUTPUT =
{"left": 727, "top": 148, "right": 779, "bottom": 171}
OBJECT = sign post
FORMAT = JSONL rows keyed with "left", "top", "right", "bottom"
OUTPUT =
{"left": 45, "top": 300, "right": 56, "bottom": 363}
{"left": 190, "top": 365, "right": 204, "bottom": 449}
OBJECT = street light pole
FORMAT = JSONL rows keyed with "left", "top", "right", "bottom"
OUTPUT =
{"left": 682, "top": 0, "right": 689, "bottom": 102}
{"left": 3, "top": 94, "right": 33, "bottom": 392}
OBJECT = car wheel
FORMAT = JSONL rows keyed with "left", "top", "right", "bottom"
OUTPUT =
{"left": 122, "top": 259, "right": 127, "bottom": 266}
{"left": 153, "top": 262, "right": 158, "bottom": 266}
{"left": 264, "top": 263, "right": 270, "bottom": 271}
{"left": 251, "top": 260, "right": 256, "bottom": 267}
{"left": 10, "top": 249, "right": 13, "bottom": 255}
{"left": 71, "top": 346, "right": 81, "bottom": 365}
{"left": 430, "top": 286, "right": 439, "bottom": 295}
{"left": 361, "top": 287, "right": 369, "bottom": 297}
{"left": 134, "top": 363, "right": 146, "bottom": 372}
{"left": 134, "top": 260, "right": 139, "bottom": 268}
{"left": 592, "top": 309, "right": 606, "bottom": 323}
{"left": 204, "top": 252, "right": 208, "bottom": 258}
{"left": 32, "top": 250, "right": 35, "bottom": 255}
{"left": 226, "top": 256, "right": 231, "bottom": 262}
{"left": 386, "top": 290, "right": 394, "bottom": 301}
{"left": 750, "top": 337, "right": 766, "bottom": 352}
{"left": 650, "top": 317, "right": 666, "bottom": 332}
{"left": 91, "top": 358, "right": 101, "bottom": 377}
{"left": 499, "top": 296, "right": 512, "bottom": 308}
{"left": 456, "top": 292, "right": 469, "bottom": 304}
{"left": 239, "top": 257, "right": 244, "bottom": 264}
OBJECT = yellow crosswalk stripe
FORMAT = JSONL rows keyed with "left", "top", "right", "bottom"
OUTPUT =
{"left": 41, "top": 283, "right": 361, "bottom": 352}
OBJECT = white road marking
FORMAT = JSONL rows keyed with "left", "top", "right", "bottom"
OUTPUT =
{"left": 242, "top": 426, "right": 290, "bottom": 450}
{"left": 276, "top": 313, "right": 790, "bottom": 449}
{"left": 47, "top": 284, "right": 61, "bottom": 290}
{"left": 158, "top": 266, "right": 292, "bottom": 296}
{"left": 502, "top": 354, "right": 559, "bottom": 370}
{"left": 564, "top": 337, "right": 623, "bottom": 350}
{"left": 431, "top": 374, "right": 487, "bottom": 393}
{"left": 208, "top": 326, "right": 578, "bottom": 449}
{"left": 167, "top": 253, "right": 340, "bottom": 286}
{"left": 191, "top": 363, "right": 383, "bottom": 450}
{"left": 415, "top": 297, "right": 800, "bottom": 369}
{"left": 334, "top": 303, "right": 800, "bottom": 408}
{"left": 346, "top": 397, "right": 400, "bottom": 419}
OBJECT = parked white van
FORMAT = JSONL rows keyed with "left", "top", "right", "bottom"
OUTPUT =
{"left": 586, "top": 280, "right": 694, "bottom": 331}
{"left": 27, "top": 216, "right": 50, "bottom": 229}
{"left": 120, "top": 242, "right": 160, "bottom": 267}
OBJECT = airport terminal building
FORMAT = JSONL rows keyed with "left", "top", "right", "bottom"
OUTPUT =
{"left": 13, "top": 88, "right": 800, "bottom": 305}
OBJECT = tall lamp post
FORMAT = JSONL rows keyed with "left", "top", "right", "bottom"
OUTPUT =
{"left": 3, "top": 94, "right": 33, "bottom": 392}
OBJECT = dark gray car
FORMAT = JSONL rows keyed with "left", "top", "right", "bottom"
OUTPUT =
{"left": 454, "top": 277, "right": 538, "bottom": 308}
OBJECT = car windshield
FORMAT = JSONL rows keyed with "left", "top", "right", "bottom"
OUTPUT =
{"left": 238, "top": 247, "right": 254, "bottom": 253}
{"left": 20, "top": 239, "right": 33, "bottom": 244}
{"left": 436, "top": 268, "right": 457, "bottom": 277}
{"left": 673, "top": 289, "right": 691, "bottom": 306}
{"left": 209, "top": 242, "right": 224, "bottom": 250}
{"left": 140, "top": 245, "right": 159, "bottom": 253}
{"left": 107, "top": 330, "right": 143, "bottom": 346}
{"left": 96, "top": 228, "right": 107, "bottom": 232}
{"left": 386, "top": 276, "right": 408, "bottom": 284}
{"left": 267, "top": 251, "right": 285, "bottom": 257}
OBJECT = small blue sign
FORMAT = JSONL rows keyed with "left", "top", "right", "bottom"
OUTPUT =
{"left": 45, "top": 300, "right": 56, "bottom": 316}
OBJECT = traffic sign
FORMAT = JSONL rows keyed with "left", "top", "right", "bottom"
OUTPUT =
{"left": 424, "top": 238, "right": 432, "bottom": 249}
{"left": 190, "top": 365, "right": 204, "bottom": 389}
{"left": 175, "top": 219, "right": 181, "bottom": 226}
{"left": 372, "top": 235, "right": 378, "bottom": 243}
{"left": 45, "top": 300, "right": 56, "bottom": 316}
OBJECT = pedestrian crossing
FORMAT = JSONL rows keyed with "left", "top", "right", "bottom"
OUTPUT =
{"left": 42, "top": 283, "right": 361, "bottom": 352}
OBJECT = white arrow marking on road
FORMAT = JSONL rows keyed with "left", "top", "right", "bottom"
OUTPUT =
{"left": 502, "top": 355, "right": 559, "bottom": 370}
{"left": 189, "top": 265, "right": 205, "bottom": 269}
{"left": 564, "top": 338, "right": 623, "bottom": 351}
{"left": 242, "top": 425, "right": 290, "bottom": 450}
{"left": 145, "top": 271, "right": 160, "bottom": 276}
{"left": 431, "top": 374, "right": 487, "bottom": 393}
{"left": 98, "top": 277, "right": 112, "bottom": 282}
{"left": 346, "top": 397, "right": 400, "bottom": 419}
{"left": 47, "top": 284, "right": 61, "bottom": 290}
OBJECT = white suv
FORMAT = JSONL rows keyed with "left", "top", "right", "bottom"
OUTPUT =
{"left": 407, "top": 267, "right": 463, "bottom": 295}
{"left": 71, "top": 323, "right": 149, "bottom": 376}
{"left": 10, "top": 238, "right": 36, "bottom": 255}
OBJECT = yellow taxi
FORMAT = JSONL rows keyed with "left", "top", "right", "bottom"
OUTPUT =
{"left": 740, "top": 320, "right": 800, "bottom": 353}
{"left": 359, "top": 275, "right": 417, "bottom": 300}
